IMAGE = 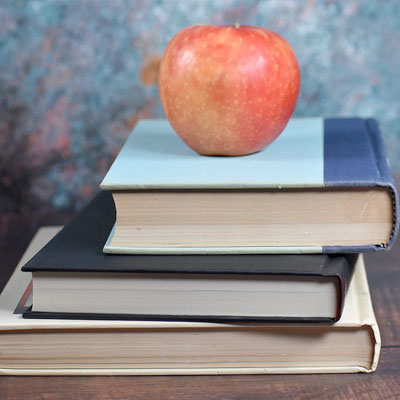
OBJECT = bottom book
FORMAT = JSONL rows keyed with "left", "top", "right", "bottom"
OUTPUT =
{"left": 0, "top": 227, "right": 380, "bottom": 375}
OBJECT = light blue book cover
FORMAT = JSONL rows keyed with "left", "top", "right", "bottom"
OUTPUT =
{"left": 101, "top": 118, "right": 324, "bottom": 190}
{"left": 100, "top": 118, "right": 398, "bottom": 254}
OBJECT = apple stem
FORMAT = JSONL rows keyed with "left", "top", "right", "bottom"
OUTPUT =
{"left": 233, "top": 22, "right": 240, "bottom": 28}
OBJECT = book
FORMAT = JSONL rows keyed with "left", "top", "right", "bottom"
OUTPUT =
{"left": 1, "top": 228, "right": 380, "bottom": 375}
{"left": 22, "top": 192, "right": 354, "bottom": 322}
{"left": 100, "top": 118, "right": 399, "bottom": 254}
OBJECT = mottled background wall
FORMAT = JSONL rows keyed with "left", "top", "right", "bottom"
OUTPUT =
{"left": 1, "top": 0, "right": 399, "bottom": 212}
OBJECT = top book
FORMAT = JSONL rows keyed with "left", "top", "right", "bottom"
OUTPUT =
{"left": 100, "top": 118, "right": 399, "bottom": 254}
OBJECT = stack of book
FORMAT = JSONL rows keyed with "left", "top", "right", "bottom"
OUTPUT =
{"left": 0, "top": 117, "right": 398, "bottom": 375}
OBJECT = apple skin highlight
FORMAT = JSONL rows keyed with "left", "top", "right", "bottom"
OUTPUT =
{"left": 159, "top": 25, "right": 300, "bottom": 156}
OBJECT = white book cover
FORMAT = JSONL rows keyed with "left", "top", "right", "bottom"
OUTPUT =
{"left": 0, "top": 227, "right": 380, "bottom": 375}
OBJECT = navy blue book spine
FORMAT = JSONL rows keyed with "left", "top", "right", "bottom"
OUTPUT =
{"left": 323, "top": 118, "right": 399, "bottom": 253}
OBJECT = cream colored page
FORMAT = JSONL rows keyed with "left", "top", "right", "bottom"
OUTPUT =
{"left": 0, "top": 229, "right": 379, "bottom": 375}
{"left": 0, "top": 229, "right": 377, "bottom": 331}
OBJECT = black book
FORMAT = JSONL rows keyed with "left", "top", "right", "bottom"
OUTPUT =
{"left": 22, "top": 192, "right": 355, "bottom": 322}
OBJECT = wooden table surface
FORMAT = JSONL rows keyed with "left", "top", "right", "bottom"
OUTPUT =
{"left": 0, "top": 211, "right": 399, "bottom": 400}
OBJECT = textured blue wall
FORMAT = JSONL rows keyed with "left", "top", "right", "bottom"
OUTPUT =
{"left": 1, "top": 0, "right": 399, "bottom": 211}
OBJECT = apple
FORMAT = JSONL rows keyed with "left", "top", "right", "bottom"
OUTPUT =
{"left": 158, "top": 24, "right": 300, "bottom": 156}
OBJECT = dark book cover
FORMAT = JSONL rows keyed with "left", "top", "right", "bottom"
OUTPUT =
{"left": 22, "top": 192, "right": 355, "bottom": 322}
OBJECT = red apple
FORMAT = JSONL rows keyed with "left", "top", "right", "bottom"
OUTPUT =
{"left": 158, "top": 24, "right": 300, "bottom": 156}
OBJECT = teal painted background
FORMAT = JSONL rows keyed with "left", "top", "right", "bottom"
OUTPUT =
{"left": 1, "top": 0, "right": 399, "bottom": 211}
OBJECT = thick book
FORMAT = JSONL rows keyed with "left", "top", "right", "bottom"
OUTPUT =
{"left": 100, "top": 118, "right": 398, "bottom": 254}
{"left": 22, "top": 192, "right": 353, "bottom": 322}
{"left": 1, "top": 228, "right": 380, "bottom": 375}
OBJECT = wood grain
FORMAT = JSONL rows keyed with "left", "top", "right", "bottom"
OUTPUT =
{"left": 0, "top": 211, "right": 399, "bottom": 399}
{"left": 365, "top": 240, "right": 400, "bottom": 347}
